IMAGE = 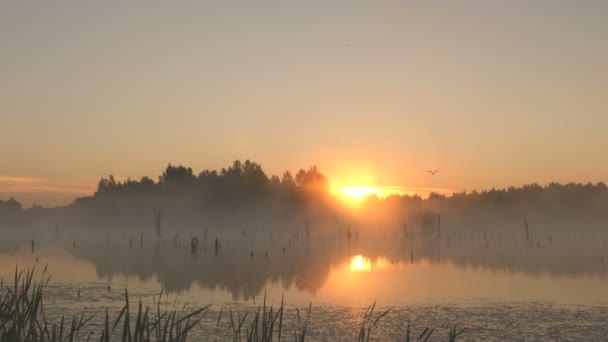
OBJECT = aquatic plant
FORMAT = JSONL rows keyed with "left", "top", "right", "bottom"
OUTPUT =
{"left": 98, "top": 289, "right": 209, "bottom": 342}
{"left": 0, "top": 268, "right": 466, "bottom": 341}
{"left": 448, "top": 325, "right": 466, "bottom": 342}
{"left": 0, "top": 266, "right": 94, "bottom": 342}
{"left": 356, "top": 301, "right": 391, "bottom": 342}
{"left": 0, "top": 267, "right": 207, "bottom": 342}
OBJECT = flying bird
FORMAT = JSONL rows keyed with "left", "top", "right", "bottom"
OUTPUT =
{"left": 427, "top": 170, "right": 440, "bottom": 175}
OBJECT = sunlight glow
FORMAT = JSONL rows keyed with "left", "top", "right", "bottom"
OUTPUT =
{"left": 350, "top": 255, "right": 371, "bottom": 272}
{"left": 339, "top": 186, "right": 382, "bottom": 200}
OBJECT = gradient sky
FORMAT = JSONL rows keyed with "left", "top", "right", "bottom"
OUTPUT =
{"left": 1, "top": 1, "right": 607, "bottom": 207}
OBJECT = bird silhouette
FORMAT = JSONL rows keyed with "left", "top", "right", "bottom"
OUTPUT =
{"left": 427, "top": 170, "right": 440, "bottom": 175}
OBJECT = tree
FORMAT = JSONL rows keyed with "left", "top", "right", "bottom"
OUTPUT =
{"left": 281, "top": 171, "right": 296, "bottom": 188}
{"left": 96, "top": 175, "right": 117, "bottom": 195}
{"left": 295, "top": 166, "right": 329, "bottom": 195}
{"left": 0, "top": 197, "right": 22, "bottom": 213}
{"left": 159, "top": 164, "right": 196, "bottom": 186}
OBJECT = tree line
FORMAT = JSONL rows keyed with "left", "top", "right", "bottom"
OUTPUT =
{"left": 2, "top": 160, "right": 608, "bottom": 230}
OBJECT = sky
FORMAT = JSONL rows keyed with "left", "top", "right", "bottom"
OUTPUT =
{"left": 1, "top": 1, "right": 607, "bottom": 207}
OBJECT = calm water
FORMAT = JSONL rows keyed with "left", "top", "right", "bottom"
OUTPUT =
{"left": 1, "top": 227, "right": 607, "bottom": 341}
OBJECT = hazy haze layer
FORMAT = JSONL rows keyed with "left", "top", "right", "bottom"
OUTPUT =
{"left": 1, "top": 0, "right": 607, "bottom": 206}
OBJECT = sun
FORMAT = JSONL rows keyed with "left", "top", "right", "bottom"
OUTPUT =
{"left": 339, "top": 186, "right": 381, "bottom": 200}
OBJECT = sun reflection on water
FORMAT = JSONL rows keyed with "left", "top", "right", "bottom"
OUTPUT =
{"left": 349, "top": 255, "right": 371, "bottom": 272}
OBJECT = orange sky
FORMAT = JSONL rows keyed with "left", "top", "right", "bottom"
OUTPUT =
{"left": 1, "top": 1, "right": 607, "bottom": 207}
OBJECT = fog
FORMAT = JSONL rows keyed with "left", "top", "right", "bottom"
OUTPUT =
{"left": 1, "top": 161, "right": 607, "bottom": 299}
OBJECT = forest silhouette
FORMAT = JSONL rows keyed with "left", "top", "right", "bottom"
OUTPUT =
{"left": 2, "top": 159, "right": 608, "bottom": 233}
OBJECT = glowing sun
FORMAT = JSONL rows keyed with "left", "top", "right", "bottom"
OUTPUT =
{"left": 339, "top": 186, "right": 381, "bottom": 200}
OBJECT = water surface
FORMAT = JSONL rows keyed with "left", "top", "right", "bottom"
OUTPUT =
{"left": 1, "top": 228, "right": 607, "bottom": 341}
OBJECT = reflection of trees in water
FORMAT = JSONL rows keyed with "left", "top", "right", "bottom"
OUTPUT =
{"left": 380, "top": 230, "right": 608, "bottom": 278}
{"left": 1, "top": 224, "right": 605, "bottom": 299}
{"left": 67, "top": 237, "right": 335, "bottom": 299}
{"left": 57, "top": 230, "right": 608, "bottom": 299}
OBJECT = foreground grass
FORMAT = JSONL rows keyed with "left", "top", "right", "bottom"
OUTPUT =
{"left": 0, "top": 267, "right": 464, "bottom": 341}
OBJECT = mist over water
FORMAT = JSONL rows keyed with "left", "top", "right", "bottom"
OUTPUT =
{"left": 1, "top": 162, "right": 608, "bottom": 340}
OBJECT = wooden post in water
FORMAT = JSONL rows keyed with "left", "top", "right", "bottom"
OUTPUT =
{"left": 152, "top": 203, "right": 162, "bottom": 239}
{"left": 437, "top": 213, "right": 441, "bottom": 262}
{"left": 437, "top": 214, "right": 441, "bottom": 242}
{"left": 524, "top": 218, "right": 530, "bottom": 248}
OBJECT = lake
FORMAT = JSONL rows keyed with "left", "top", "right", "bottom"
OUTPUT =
{"left": 1, "top": 227, "right": 607, "bottom": 341}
